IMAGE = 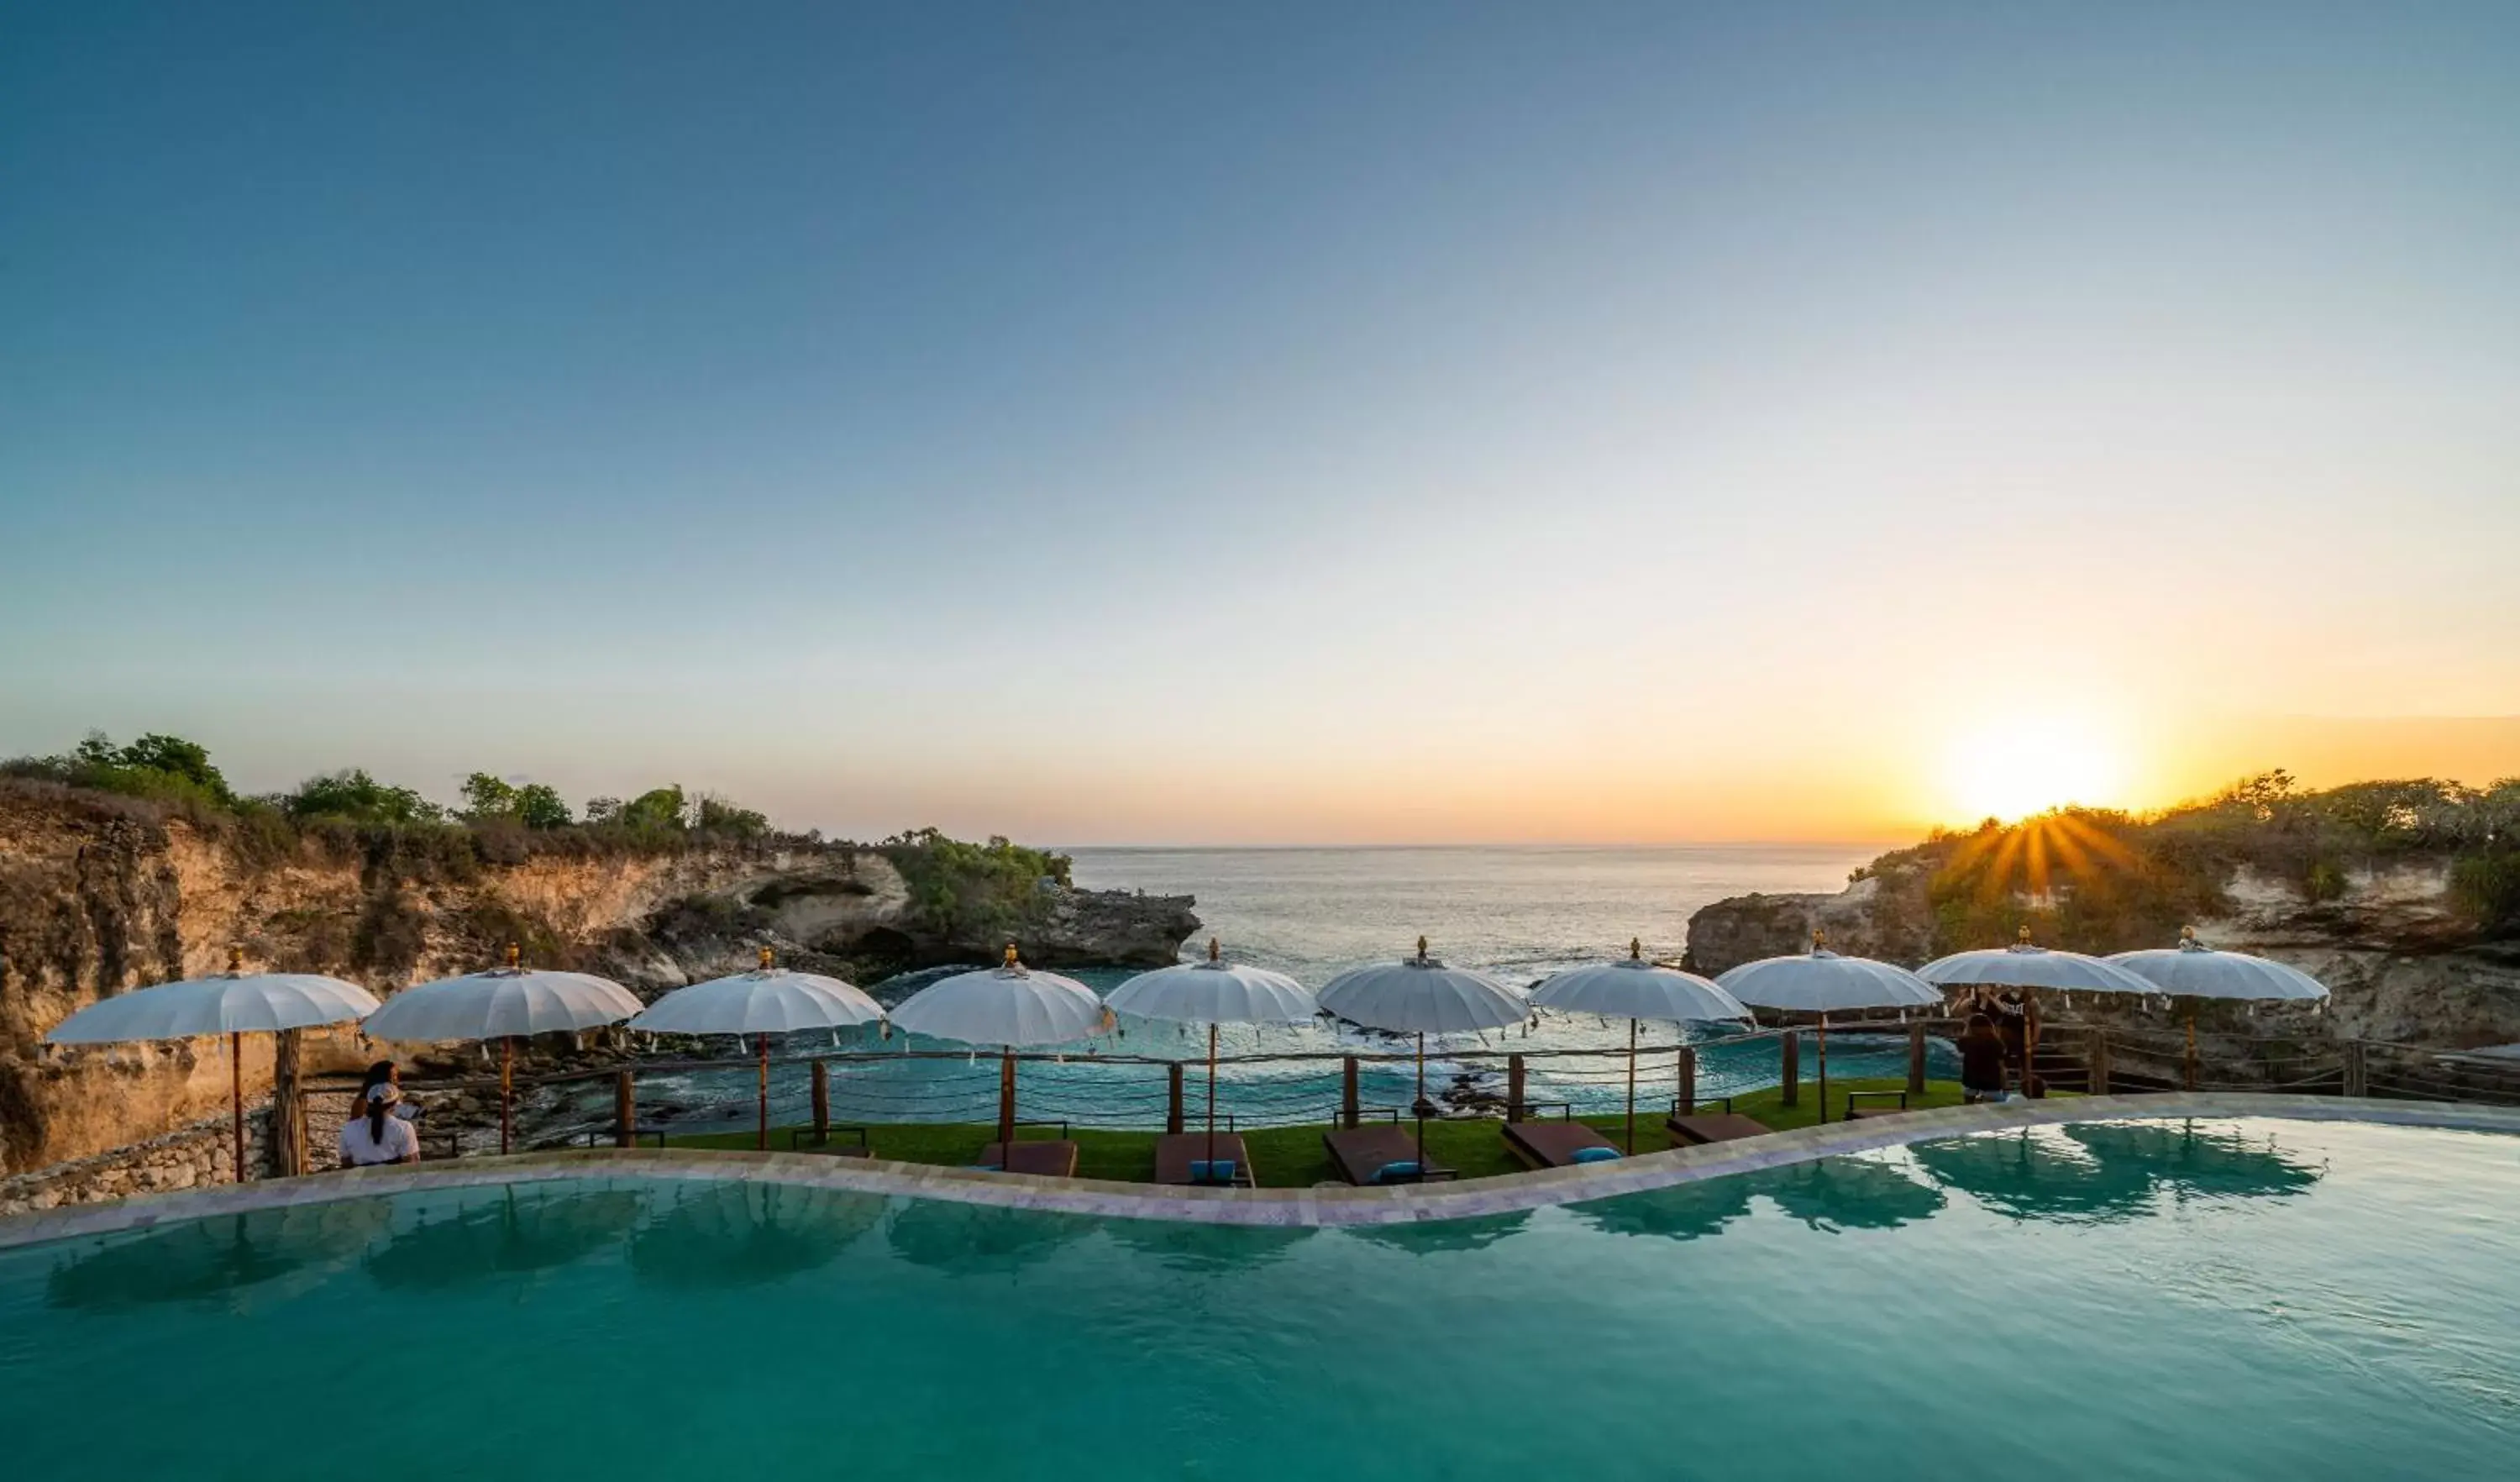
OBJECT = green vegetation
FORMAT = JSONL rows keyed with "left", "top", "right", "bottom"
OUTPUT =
{"left": 1, "top": 731, "right": 239, "bottom": 812}
{"left": 666, "top": 1078, "right": 1979, "bottom": 1187}
{"left": 460, "top": 772, "right": 574, "bottom": 829}
{"left": 3, "top": 729, "right": 797, "bottom": 857}
{"left": 879, "top": 828, "right": 1074, "bottom": 945}
{"left": 1863, "top": 770, "right": 2520, "bottom": 952}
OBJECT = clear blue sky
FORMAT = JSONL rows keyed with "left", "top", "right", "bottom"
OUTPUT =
{"left": 4, "top": 3, "right": 2515, "bottom": 843}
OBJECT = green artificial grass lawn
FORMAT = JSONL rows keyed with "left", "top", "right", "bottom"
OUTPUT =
{"left": 665, "top": 1077, "right": 2007, "bottom": 1188}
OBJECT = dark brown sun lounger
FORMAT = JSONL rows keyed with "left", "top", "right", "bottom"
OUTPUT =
{"left": 1501, "top": 1118, "right": 1621, "bottom": 1169}
{"left": 786, "top": 1126, "right": 874, "bottom": 1158}
{"left": 1157, "top": 1133, "right": 1257, "bottom": 1187}
{"left": 1323, "top": 1124, "right": 1456, "bottom": 1185}
{"left": 1667, "top": 1097, "right": 1774, "bottom": 1147}
{"left": 977, "top": 1140, "right": 1080, "bottom": 1177}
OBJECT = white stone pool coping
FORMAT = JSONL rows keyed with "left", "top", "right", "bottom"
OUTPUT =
{"left": 6, "top": 1093, "right": 2517, "bottom": 1252}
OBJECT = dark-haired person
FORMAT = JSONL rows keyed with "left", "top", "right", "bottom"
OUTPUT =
{"left": 339, "top": 1082, "right": 421, "bottom": 1167}
{"left": 1956, "top": 1013, "right": 2011, "bottom": 1104}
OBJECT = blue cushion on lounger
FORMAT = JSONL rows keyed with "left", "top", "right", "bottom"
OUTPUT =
{"left": 1190, "top": 1159, "right": 1237, "bottom": 1184}
{"left": 1570, "top": 1146, "right": 1622, "bottom": 1164}
{"left": 1373, "top": 1160, "right": 1424, "bottom": 1184}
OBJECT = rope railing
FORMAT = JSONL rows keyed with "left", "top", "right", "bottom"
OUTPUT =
{"left": 297, "top": 1021, "right": 2520, "bottom": 1164}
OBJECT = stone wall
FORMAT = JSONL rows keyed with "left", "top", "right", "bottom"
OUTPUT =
{"left": 0, "top": 1104, "right": 273, "bottom": 1217}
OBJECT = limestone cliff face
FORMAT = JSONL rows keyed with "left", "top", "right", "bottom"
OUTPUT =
{"left": 0, "top": 784, "right": 1197, "bottom": 1174}
{"left": 1684, "top": 858, "right": 2520, "bottom": 1048}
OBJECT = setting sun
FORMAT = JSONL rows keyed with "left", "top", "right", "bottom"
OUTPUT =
{"left": 1943, "top": 715, "right": 2129, "bottom": 824}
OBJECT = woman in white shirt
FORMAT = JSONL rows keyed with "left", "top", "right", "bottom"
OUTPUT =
{"left": 339, "top": 1082, "right": 422, "bottom": 1167}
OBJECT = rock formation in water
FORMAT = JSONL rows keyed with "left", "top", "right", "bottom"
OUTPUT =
{"left": 0, "top": 781, "right": 1198, "bottom": 1174}
{"left": 1683, "top": 780, "right": 2520, "bottom": 1049}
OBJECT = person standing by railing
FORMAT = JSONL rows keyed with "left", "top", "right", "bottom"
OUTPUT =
{"left": 1957, "top": 1013, "right": 2011, "bottom": 1104}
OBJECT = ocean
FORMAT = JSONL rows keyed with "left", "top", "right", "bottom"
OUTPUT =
{"left": 617, "top": 843, "right": 1938, "bottom": 1138}
{"left": 1064, "top": 843, "right": 1882, "bottom": 987}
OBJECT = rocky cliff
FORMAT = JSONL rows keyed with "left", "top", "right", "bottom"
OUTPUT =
{"left": 0, "top": 782, "right": 1197, "bottom": 1174}
{"left": 1686, "top": 846, "right": 2520, "bottom": 1048}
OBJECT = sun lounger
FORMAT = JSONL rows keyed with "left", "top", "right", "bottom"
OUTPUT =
{"left": 1323, "top": 1122, "right": 1456, "bottom": 1185}
{"left": 786, "top": 1126, "right": 874, "bottom": 1158}
{"left": 1667, "top": 1096, "right": 1773, "bottom": 1146}
{"left": 1500, "top": 1109, "right": 1621, "bottom": 1169}
{"left": 977, "top": 1140, "right": 1080, "bottom": 1177}
{"left": 1157, "top": 1133, "right": 1257, "bottom": 1187}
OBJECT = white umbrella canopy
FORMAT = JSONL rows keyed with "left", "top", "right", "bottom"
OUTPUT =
{"left": 888, "top": 945, "right": 1107, "bottom": 1048}
{"left": 361, "top": 957, "right": 645, "bottom": 1043}
{"left": 1918, "top": 927, "right": 2160, "bottom": 997}
{"left": 628, "top": 948, "right": 886, "bottom": 1150}
{"left": 42, "top": 946, "right": 382, "bottom": 1185}
{"left": 360, "top": 945, "right": 643, "bottom": 1155}
{"left": 627, "top": 949, "right": 884, "bottom": 1036}
{"left": 1531, "top": 941, "right": 1749, "bottom": 1023}
{"left": 2106, "top": 928, "right": 2332, "bottom": 1003}
{"left": 1109, "top": 939, "right": 1318, "bottom": 1185}
{"left": 1716, "top": 937, "right": 1944, "bottom": 1014}
{"left": 1320, "top": 938, "right": 1527, "bottom": 1168}
{"left": 44, "top": 964, "right": 381, "bottom": 1044}
{"left": 888, "top": 943, "right": 1110, "bottom": 1170}
{"left": 1533, "top": 939, "right": 1750, "bottom": 1154}
{"left": 1716, "top": 933, "right": 1941, "bottom": 1125}
{"left": 1317, "top": 938, "right": 1529, "bottom": 1036}
{"left": 1107, "top": 938, "right": 1318, "bottom": 1027}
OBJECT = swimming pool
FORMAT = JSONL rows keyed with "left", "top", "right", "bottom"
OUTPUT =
{"left": 3, "top": 1116, "right": 2514, "bottom": 1479}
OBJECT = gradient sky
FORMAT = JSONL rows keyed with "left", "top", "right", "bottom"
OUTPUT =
{"left": 3, "top": 3, "right": 2516, "bottom": 844}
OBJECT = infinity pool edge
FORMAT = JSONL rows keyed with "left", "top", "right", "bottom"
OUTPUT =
{"left": 7, "top": 1092, "right": 2516, "bottom": 1250}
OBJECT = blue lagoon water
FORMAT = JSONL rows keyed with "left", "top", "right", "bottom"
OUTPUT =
{"left": 5, "top": 1117, "right": 2515, "bottom": 1479}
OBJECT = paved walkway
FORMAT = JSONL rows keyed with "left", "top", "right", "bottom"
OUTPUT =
{"left": 6, "top": 1093, "right": 2517, "bottom": 1252}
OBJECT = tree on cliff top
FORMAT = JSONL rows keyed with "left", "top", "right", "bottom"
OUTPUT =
{"left": 281, "top": 769, "right": 447, "bottom": 826}
{"left": 0, "top": 730, "right": 239, "bottom": 812}
{"left": 460, "top": 772, "right": 574, "bottom": 829}
{"left": 881, "top": 828, "right": 1074, "bottom": 943}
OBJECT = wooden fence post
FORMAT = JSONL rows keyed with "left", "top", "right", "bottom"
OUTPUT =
{"left": 2089, "top": 1029, "right": 2110, "bottom": 1096}
{"left": 1780, "top": 1031, "right": 1800, "bottom": 1108}
{"left": 1677, "top": 1044, "right": 1697, "bottom": 1115}
{"left": 811, "top": 1059, "right": 830, "bottom": 1143}
{"left": 1906, "top": 1022, "right": 1928, "bottom": 1096}
{"left": 2343, "top": 1040, "right": 2368, "bottom": 1099}
{"left": 1341, "top": 1056, "right": 1360, "bottom": 1129}
{"left": 1167, "top": 1062, "right": 1185, "bottom": 1135}
{"left": 1506, "top": 1054, "right": 1526, "bottom": 1123}
{"left": 614, "top": 1070, "right": 636, "bottom": 1148}
{"left": 270, "top": 1028, "right": 305, "bottom": 1178}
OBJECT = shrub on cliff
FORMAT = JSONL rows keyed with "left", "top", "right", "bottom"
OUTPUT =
{"left": 280, "top": 769, "right": 449, "bottom": 826}
{"left": 0, "top": 731, "right": 238, "bottom": 815}
{"left": 460, "top": 773, "right": 574, "bottom": 829}
{"left": 881, "top": 828, "right": 1073, "bottom": 944}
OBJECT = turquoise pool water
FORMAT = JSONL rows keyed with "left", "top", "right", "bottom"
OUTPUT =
{"left": 3, "top": 1117, "right": 2514, "bottom": 1479}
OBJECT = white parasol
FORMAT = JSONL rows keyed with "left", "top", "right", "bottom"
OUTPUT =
{"left": 1108, "top": 938, "right": 1317, "bottom": 1183}
{"left": 361, "top": 944, "right": 643, "bottom": 1154}
{"left": 627, "top": 946, "right": 885, "bottom": 1148}
{"left": 888, "top": 943, "right": 1107, "bottom": 1167}
{"left": 1717, "top": 933, "right": 1941, "bottom": 1122}
{"left": 43, "top": 945, "right": 381, "bottom": 1183}
{"left": 1531, "top": 939, "right": 1749, "bottom": 1153}
{"left": 1319, "top": 938, "right": 1527, "bottom": 1172}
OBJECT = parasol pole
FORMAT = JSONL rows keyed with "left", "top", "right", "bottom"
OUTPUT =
{"left": 1415, "top": 1029, "right": 1428, "bottom": 1181}
{"left": 1817, "top": 1012, "right": 1830, "bottom": 1123}
{"left": 1625, "top": 1017, "right": 1639, "bottom": 1154}
{"left": 757, "top": 1031, "right": 771, "bottom": 1150}
{"left": 499, "top": 942, "right": 520, "bottom": 1155}
{"left": 996, "top": 943, "right": 1021, "bottom": 1165}
{"left": 229, "top": 1031, "right": 246, "bottom": 1183}
{"left": 1206, "top": 1022, "right": 1220, "bottom": 1176}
